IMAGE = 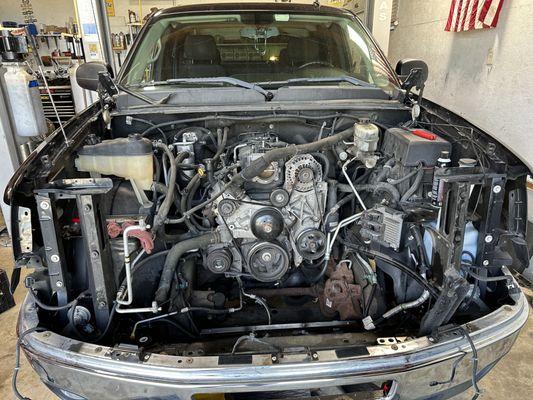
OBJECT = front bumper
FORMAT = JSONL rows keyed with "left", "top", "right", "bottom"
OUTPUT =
{"left": 18, "top": 275, "right": 528, "bottom": 400}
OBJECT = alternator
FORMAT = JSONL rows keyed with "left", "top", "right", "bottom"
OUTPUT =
{"left": 284, "top": 154, "right": 323, "bottom": 192}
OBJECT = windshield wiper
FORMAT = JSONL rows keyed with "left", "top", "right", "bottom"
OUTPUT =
{"left": 117, "top": 83, "right": 159, "bottom": 105}
{"left": 136, "top": 77, "right": 274, "bottom": 102}
{"left": 279, "top": 76, "right": 375, "bottom": 88}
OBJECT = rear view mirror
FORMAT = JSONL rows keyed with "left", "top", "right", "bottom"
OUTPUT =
{"left": 76, "top": 61, "right": 113, "bottom": 91}
{"left": 240, "top": 27, "right": 280, "bottom": 40}
{"left": 395, "top": 59, "right": 428, "bottom": 90}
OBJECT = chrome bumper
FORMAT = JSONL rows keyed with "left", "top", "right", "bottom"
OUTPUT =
{"left": 19, "top": 278, "right": 528, "bottom": 400}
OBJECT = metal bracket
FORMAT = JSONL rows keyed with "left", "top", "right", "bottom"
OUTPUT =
{"left": 77, "top": 194, "right": 116, "bottom": 330}
{"left": 108, "top": 343, "right": 145, "bottom": 363}
{"left": 35, "top": 194, "right": 69, "bottom": 308}
{"left": 17, "top": 206, "right": 33, "bottom": 253}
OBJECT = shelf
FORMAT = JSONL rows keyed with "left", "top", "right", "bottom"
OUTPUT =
{"left": 36, "top": 33, "right": 80, "bottom": 39}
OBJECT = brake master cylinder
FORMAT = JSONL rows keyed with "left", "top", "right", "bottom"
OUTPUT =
{"left": 348, "top": 122, "right": 380, "bottom": 168}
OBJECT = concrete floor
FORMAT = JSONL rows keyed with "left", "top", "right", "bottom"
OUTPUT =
{"left": 0, "top": 230, "right": 531, "bottom": 399}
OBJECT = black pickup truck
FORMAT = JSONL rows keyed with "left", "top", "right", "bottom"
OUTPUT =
{"left": 8, "top": 3, "right": 529, "bottom": 399}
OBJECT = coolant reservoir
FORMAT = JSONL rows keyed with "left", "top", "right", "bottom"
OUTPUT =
{"left": 2, "top": 64, "right": 47, "bottom": 137}
{"left": 75, "top": 135, "right": 153, "bottom": 190}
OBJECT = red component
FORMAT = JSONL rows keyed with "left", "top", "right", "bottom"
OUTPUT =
{"left": 71, "top": 217, "right": 80, "bottom": 224}
{"left": 126, "top": 228, "right": 155, "bottom": 254}
{"left": 411, "top": 129, "right": 436, "bottom": 140}
{"left": 107, "top": 221, "right": 155, "bottom": 254}
{"left": 122, "top": 221, "right": 155, "bottom": 254}
{"left": 107, "top": 221, "right": 122, "bottom": 239}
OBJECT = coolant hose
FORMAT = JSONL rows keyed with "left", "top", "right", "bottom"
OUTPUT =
{"left": 387, "top": 167, "right": 420, "bottom": 185}
{"left": 153, "top": 144, "right": 176, "bottom": 232}
{"left": 154, "top": 232, "right": 220, "bottom": 304}
{"left": 375, "top": 158, "right": 396, "bottom": 183}
{"left": 401, "top": 164, "right": 424, "bottom": 202}
{"left": 153, "top": 150, "right": 189, "bottom": 232}
{"left": 181, "top": 173, "right": 203, "bottom": 233}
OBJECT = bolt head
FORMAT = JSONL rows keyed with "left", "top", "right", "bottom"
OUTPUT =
{"left": 55, "top": 280, "right": 63, "bottom": 287}
{"left": 91, "top": 250, "right": 100, "bottom": 259}
{"left": 485, "top": 235, "right": 493, "bottom": 243}
{"left": 98, "top": 301, "right": 107, "bottom": 308}
{"left": 271, "top": 355, "right": 277, "bottom": 362}
{"left": 83, "top": 204, "right": 92, "bottom": 212}
{"left": 50, "top": 254, "right": 60, "bottom": 263}
{"left": 483, "top": 260, "right": 490, "bottom": 266}
{"left": 40, "top": 201, "right": 49, "bottom": 210}
{"left": 493, "top": 185, "right": 502, "bottom": 194}
{"left": 312, "top": 352, "right": 319, "bottom": 359}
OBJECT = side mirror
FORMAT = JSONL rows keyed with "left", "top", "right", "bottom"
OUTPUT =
{"left": 76, "top": 61, "right": 114, "bottom": 91}
{"left": 395, "top": 59, "right": 428, "bottom": 90}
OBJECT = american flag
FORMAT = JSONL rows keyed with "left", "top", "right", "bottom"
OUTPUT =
{"left": 445, "top": 0, "right": 506, "bottom": 32}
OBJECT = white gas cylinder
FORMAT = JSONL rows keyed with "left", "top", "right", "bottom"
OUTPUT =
{"left": 3, "top": 64, "right": 47, "bottom": 137}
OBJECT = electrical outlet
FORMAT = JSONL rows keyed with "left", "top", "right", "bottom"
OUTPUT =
{"left": 486, "top": 48, "right": 494, "bottom": 66}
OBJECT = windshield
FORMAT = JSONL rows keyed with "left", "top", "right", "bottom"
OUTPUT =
{"left": 120, "top": 11, "right": 398, "bottom": 91}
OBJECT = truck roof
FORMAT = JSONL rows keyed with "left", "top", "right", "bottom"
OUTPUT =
{"left": 155, "top": 2, "right": 352, "bottom": 18}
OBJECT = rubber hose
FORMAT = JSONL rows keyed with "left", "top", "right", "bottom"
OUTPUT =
{"left": 154, "top": 232, "right": 220, "bottom": 304}
{"left": 375, "top": 158, "right": 396, "bottom": 183}
{"left": 388, "top": 167, "right": 419, "bottom": 185}
{"left": 213, "top": 127, "right": 228, "bottom": 163}
{"left": 152, "top": 144, "right": 178, "bottom": 232}
{"left": 311, "top": 152, "right": 330, "bottom": 178}
{"left": 181, "top": 174, "right": 202, "bottom": 234}
{"left": 401, "top": 166, "right": 424, "bottom": 202}
{"left": 153, "top": 151, "right": 189, "bottom": 230}
{"left": 152, "top": 183, "right": 184, "bottom": 212}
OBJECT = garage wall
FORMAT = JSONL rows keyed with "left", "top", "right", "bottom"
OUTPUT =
{"left": 0, "top": 0, "right": 75, "bottom": 26}
{"left": 388, "top": 0, "right": 533, "bottom": 170}
{"left": 108, "top": 0, "right": 317, "bottom": 32}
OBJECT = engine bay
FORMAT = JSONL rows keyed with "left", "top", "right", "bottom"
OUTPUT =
{"left": 16, "top": 104, "right": 529, "bottom": 357}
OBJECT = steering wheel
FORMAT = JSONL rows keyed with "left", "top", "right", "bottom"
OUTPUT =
{"left": 296, "top": 61, "right": 335, "bottom": 70}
